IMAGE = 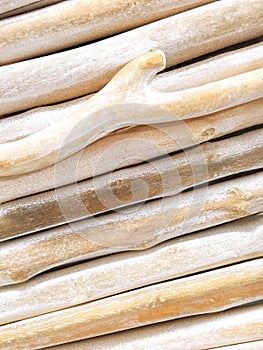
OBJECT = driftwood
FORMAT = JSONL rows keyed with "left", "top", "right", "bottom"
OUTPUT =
{"left": 0, "top": 0, "right": 262, "bottom": 116}
{"left": 0, "top": 259, "right": 262, "bottom": 349}
{"left": 1, "top": 98, "right": 262, "bottom": 203}
{"left": 0, "top": 214, "right": 261, "bottom": 322}
{"left": 0, "top": 0, "right": 217, "bottom": 64}
{"left": 0, "top": 171, "right": 262, "bottom": 283}
{"left": 2, "top": 42, "right": 262, "bottom": 144}
{"left": 1, "top": 50, "right": 263, "bottom": 177}
{"left": 1, "top": 128, "right": 262, "bottom": 237}
{"left": 210, "top": 340, "right": 263, "bottom": 349}
{"left": 43, "top": 304, "right": 263, "bottom": 350}
{"left": 0, "top": 0, "right": 63, "bottom": 18}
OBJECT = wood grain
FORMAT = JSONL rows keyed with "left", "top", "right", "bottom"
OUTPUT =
{"left": 42, "top": 304, "right": 263, "bottom": 350}
{"left": 0, "top": 214, "right": 261, "bottom": 320}
{"left": 210, "top": 340, "right": 263, "bottom": 349}
{"left": 0, "top": 171, "right": 262, "bottom": 284}
{"left": 1, "top": 128, "right": 262, "bottom": 237}
{"left": 1, "top": 98, "right": 262, "bottom": 203}
{"left": 0, "top": 259, "right": 262, "bottom": 349}
{"left": 0, "top": 0, "right": 216, "bottom": 64}
{"left": 0, "top": 0, "right": 262, "bottom": 116}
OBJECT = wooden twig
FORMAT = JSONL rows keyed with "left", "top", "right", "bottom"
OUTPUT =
{"left": 1, "top": 50, "right": 263, "bottom": 177}
{"left": 1, "top": 42, "right": 262, "bottom": 144}
{"left": 40, "top": 304, "right": 263, "bottom": 350}
{"left": 1, "top": 128, "right": 262, "bottom": 236}
{"left": 210, "top": 340, "right": 263, "bottom": 349}
{"left": 0, "top": 0, "right": 217, "bottom": 64}
{"left": 1, "top": 98, "right": 262, "bottom": 203}
{"left": 0, "top": 214, "right": 261, "bottom": 322}
{"left": 0, "top": 259, "right": 262, "bottom": 349}
{"left": 0, "top": 0, "right": 62, "bottom": 17}
{"left": 0, "top": 172, "right": 262, "bottom": 284}
{"left": 0, "top": 0, "right": 262, "bottom": 116}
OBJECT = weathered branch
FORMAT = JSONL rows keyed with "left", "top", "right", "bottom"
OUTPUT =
{"left": 42, "top": 304, "right": 263, "bottom": 350}
{"left": 0, "top": 0, "right": 262, "bottom": 116}
{"left": 1, "top": 128, "right": 262, "bottom": 236}
{"left": 0, "top": 0, "right": 217, "bottom": 64}
{"left": 0, "top": 172, "right": 262, "bottom": 283}
{"left": 0, "top": 259, "right": 262, "bottom": 349}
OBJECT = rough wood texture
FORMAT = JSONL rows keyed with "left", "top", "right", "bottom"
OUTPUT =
{"left": 1, "top": 97, "right": 262, "bottom": 203}
{"left": 1, "top": 128, "right": 262, "bottom": 236}
{"left": 0, "top": 172, "right": 262, "bottom": 283}
{"left": 0, "top": 0, "right": 217, "bottom": 64}
{"left": 0, "top": 0, "right": 62, "bottom": 16}
{"left": 210, "top": 340, "right": 263, "bottom": 349}
{"left": 1, "top": 51, "right": 263, "bottom": 178}
{"left": 0, "top": 259, "right": 262, "bottom": 349}
{"left": 2, "top": 42, "right": 262, "bottom": 144}
{"left": 0, "top": 214, "right": 261, "bottom": 322}
{"left": 0, "top": 0, "right": 262, "bottom": 116}
{"left": 43, "top": 304, "right": 263, "bottom": 350}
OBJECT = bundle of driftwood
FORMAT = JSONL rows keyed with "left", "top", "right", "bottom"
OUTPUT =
{"left": 0, "top": 0, "right": 262, "bottom": 349}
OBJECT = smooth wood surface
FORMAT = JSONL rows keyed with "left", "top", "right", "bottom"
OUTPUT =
{"left": 2, "top": 42, "right": 262, "bottom": 144}
{"left": 1, "top": 128, "right": 262, "bottom": 237}
{"left": 0, "top": 259, "right": 262, "bottom": 349}
{"left": 210, "top": 340, "right": 263, "bottom": 349}
{"left": 0, "top": 0, "right": 62, "bottom": 16}
{"left": 0, "top": 214, "right": 261, "bottom": 320}
{"left": 0, "top": 0, "right": 216, "bottom": 64}
{"left": 0, "top": 0, "right": 262, "bottom": 116}
{"left": 42, "top": 304, "right": 263, "bottom": 350}
{"left": 1, "top": 97, "right": 262, "bottom": 203}
{"left": 0, "top": 172, "right": 262, "bottom": 284}
{"left": 0, "top": 50, "right": 262, "bottom": 177}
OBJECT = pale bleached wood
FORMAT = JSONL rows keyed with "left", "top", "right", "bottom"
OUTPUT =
{"left": 1, "top": 51, "right": 263, "bottom": 177}
{"left": 0, "top": 172, "right": 262, "bottom": 284}
{"left": 0, "top": 214, "right": 261, "bottom": 322}
{"left": 0, "top": 0, "right": 262, "bottom": 116}
{"left": 41, "top": 304, "right": 263, "bottom": 350}
{"left": 0, "top": 0, "right": 62, "bottom": 15}
{"left": 0, "top": 259, "right": 262, "bottom": 350}
{"left": 1, "top": 42, "right": 262, "bottom": 144}
{"left": 0, "top": 0, "right": 217, "bottom": 64}
{"left": 1, "top": 128, "right": 262, "bottom": 237}
{"left": 1, "top": 98, "right": 262, "bottom": 203}
{"left": 210, "top": 340, "right": 263, "bottom": 349}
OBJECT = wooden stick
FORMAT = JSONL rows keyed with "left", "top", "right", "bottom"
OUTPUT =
{"left": 1, "top": 50, "right": 263, "bottom": 177}
{"left": 0, "top": 0, "right": 217, "bottom": 65}
{"left": 210, "top": 340, "right": 263, "bottom": 349}
{"left": 1, "top": 98, "right": 262, "bottom": 203}
{"left": 2, "top": 42, "right": 262, "bottom": 144}
{"left": 1, "top": 0, "right": 262, "bottom": 116}
{"left": 0, "top": 214, "right": 261, "bottom": 322}
{"left": 0, "top": 259, "right": 262, "bottom": 349}
{"left": 40, "top": 304, "right": 263, "bottom": 350}
{"left": 1, "top": 128, "right": 262, "bottom": 237}
{"left": 0, "top": 172, "right": 262, "bottom": 284}
{"left": 0, "top": 0, "right": 62, "bottom": 16}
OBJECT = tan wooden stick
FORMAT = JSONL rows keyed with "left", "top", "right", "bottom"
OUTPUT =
{"left": 1, "top": 98, "right": 262, "bottom": 203}
{"left": 0, "top": 214, "right": 261, "bottom": 322}
{"left": 1, "top": 42, "right": 262, "bottom": 144}
{"left": 0, "top": 171, "right": 262, "bottom": 284}
{"left": 1, "top": 0, "right": 262, "bottom": 116}
{"left": 0, "top": 0, "right": 62, "bottom": 16}
{"left": 41, "top": 304, "right": 263, "bottom": 350}
{"left": 210, "top": 340, "right": 263, "bottom": 349}
{"left": 1, "top": 51, "right": 263, "bottom": 177}
{"left": 0, "top": 259, "right": 262, "bottom": 349}
{"left": 0, "top": 0, "right": 217, "bottom": 64}
{"left": 1, "top": 128, "right": 262, "bottom": 237}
